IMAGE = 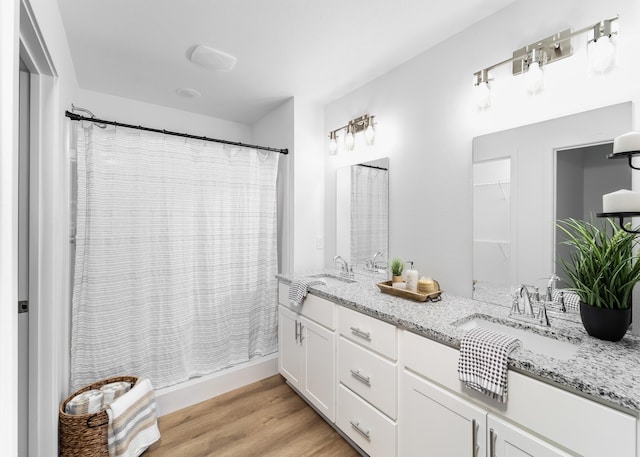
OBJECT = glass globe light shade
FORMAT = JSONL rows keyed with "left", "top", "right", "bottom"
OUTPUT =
{"left": 474, "top": 81, "right": 491, "bottom": 110}
{"left": 588, "top": 36, "right": 616, "bottom": 74}
{"left": 344, "top": 130, "right": 355, "bottom": 151}
{"left": 364, "top": 124, "right": 375, "bottom": 146}
{"left": 524, "top": 61, "right": 545, "bottom": 94}
{"left": 328, "top": 137, "right": 338, "bottom": 155}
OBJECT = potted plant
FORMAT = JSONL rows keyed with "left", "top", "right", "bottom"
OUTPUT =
{"left": 390, "top": 257, "right": 404, "bottom": 283}
{"left": 557, "top": 218, "right": 640, "bottom": 341}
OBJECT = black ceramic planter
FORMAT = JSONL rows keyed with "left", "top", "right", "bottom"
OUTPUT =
{"left": 580, "top": 302, "right": 631, "bottom": 342}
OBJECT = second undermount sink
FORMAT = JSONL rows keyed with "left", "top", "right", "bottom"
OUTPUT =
{"left": 306, "top": 273, "right": 357, "bottom": 286}
{"left": 455, "top": 315, "right": 580, "bottom": 361}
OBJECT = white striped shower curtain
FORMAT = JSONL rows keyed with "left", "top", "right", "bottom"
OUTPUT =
{"left": 71, "top": 122, "right": 279, "bottom": 390}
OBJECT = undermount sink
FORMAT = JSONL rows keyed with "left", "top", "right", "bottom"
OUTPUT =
{"left": 306, "top": 273, "right": 357, "bottom": 286}
{"left": 455, "top": 315, "right": 580, "bottom": 362}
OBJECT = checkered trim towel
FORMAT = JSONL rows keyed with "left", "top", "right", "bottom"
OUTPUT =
{"left": 288, "top": 278, "right": 327, "bottom": 307}
{"left": 458, "top": 327, "right": 521, "bottom": 403}
{"left": 552, "top": 289, "right": 580, "bottom": 311}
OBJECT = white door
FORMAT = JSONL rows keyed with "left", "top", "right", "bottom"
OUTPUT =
{"left": 18, "top": 60, "right": 30, "bottom": 457}
{"left": 488, "top": 415, "right": 571, "bottom": 457}
{"left": 278, "top": 305, "right": 303, "bottom": 389}
{"left": 301, "top": 316, "right": 335, "bottom": 422}
{"left": 399, "top": 369, "right": 487, "bottom": 457}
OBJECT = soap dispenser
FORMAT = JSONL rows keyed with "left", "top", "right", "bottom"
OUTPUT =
{"left": 404, "top": 261, "right": 418, "bottom": 292}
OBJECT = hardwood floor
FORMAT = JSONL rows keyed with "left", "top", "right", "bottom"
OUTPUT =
{"left": 145, "top": 375, "right": 361, "bottom": 457}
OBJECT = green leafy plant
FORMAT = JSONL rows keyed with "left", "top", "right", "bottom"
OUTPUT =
{"left": 390, "top": 257, "right": 404, "bottom": 276}
{"left": 557, "top": 218, "right": 640, "bottom": 310}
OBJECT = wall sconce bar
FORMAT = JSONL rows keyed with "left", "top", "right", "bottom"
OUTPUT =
{"left": 473, "top": 16, "right": 619, "bottom": 108}
{"left": 327, "top": 114, "right": 376, "bottom": 154}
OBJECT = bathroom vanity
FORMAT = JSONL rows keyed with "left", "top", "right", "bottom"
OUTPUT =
{"left": 277, "top": 272, "right": 640, "bottom": 457}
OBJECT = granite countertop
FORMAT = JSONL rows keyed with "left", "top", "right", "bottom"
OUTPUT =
{"left": 277, "top": 270, "right": 640, "bottom": 415}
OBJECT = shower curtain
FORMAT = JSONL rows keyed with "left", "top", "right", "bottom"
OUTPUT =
{"left": 350, "top": 165, "right": 388, "bottom": 267}
{"left": 70, "top": 122, "right": 279, "bottom": 390}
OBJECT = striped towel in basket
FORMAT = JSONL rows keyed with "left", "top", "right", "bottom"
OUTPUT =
{"left": 288, "top": 278, "right": 326, "bottom": 307}
{"left": 457, "top": 327, "right": 521, "bottom": 403}
{"left": 106, "top": 378, "right": 160, "bottom": 457}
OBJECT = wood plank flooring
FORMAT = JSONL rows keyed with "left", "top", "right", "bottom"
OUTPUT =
{"left": 145, "top": 374, "right": 361, "bottom": 457}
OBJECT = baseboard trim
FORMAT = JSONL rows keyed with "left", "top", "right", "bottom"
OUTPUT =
{"left": 155, "top": 353, "right": 278, "bottom": 416}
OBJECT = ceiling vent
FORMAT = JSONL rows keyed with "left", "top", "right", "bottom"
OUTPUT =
{"left": 189, "top": 45, "right": 237, "bottom": 72}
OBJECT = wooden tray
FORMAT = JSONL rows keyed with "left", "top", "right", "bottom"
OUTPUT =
{"left": 376, "top": 280, "right": 443, "bottom": 302}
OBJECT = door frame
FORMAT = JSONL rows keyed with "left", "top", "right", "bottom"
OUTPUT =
{"left": 18, "top": 0, "right": 61, "bottom": 455}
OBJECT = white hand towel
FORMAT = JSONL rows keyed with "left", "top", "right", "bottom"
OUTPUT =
{"left": 65, "top": 389, "right": 104, "bottom": 415}
{"left": 101, "top": 381, "right": 132, "bottom": 407}
{"left": 106, "top": 378, "right": 160, "bottom": 457}
{"left": 288, "top": 278, "right": 326, "bottom": 307}
{"left": 457, "top": 327, "right": 520, "bottom": 403}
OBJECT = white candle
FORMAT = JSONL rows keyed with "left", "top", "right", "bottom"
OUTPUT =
{"left": 613, "top": 132, "right": 640, "bottom": 154}
{"left": 603, "top": 189, "right": 640, "bottom": 213}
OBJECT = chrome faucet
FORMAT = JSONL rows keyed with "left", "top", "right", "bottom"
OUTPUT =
{"left": 510, "top": 284, "right": 550, "bottom": 326}
{"left": 333, "top": 255, "right": 352, "bottom": 277}
{"left": 366, "top": 251, "right": 383, "bottom": 271}
{"left": 518, "top": 285, "right": 536, "bottom": 318}
{"left": 545, "top": 273, "right": 560, "bottom": 302}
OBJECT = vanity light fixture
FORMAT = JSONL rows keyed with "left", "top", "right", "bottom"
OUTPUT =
{"left": 473, "top": 16, "right": 619, "bottom": 108}
{"left": 327, "top": 114, "right": 376, "bottom": 154}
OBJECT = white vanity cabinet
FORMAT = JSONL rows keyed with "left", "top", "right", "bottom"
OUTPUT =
{"left": 277, "top": 284, "right": 336, "bottom": 422}
{"left": 400, "top": 330, "right": 637, "bottom": 457}
{"left": 336, "top": 306, "right": 398, "bottom": 457}
{"left": 400, "top": 369, "right": 487, "bottom": 457}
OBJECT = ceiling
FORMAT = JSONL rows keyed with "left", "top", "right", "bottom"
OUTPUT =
{"left": 57, "top": 0, "right": 515, "bottom": 125}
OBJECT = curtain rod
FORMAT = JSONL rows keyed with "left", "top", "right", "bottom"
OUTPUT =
{"left": 64, "top": 111, "right": 289, "bottom": 155}
{"left": 356, "top": 163, "right": 388, "bottom": 171}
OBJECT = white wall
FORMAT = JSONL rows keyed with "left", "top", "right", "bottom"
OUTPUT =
{"left": 324, "top": 0, "right": 640, "bottom": 298}
{"left": 292, "top": 97, "right": 326, "bottom": 273}
{"left": 76, "top": 89, "right": 252, "bottom": 142}
{"left": 0, "top": 2, "right": 20, "bottom": 455}
{"left": 253, "top": 98, "right": 295, "bottom": 274}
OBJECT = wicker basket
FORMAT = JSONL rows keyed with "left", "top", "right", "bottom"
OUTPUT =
{"left": 59, "top": 376, "right": 138, "bottom": 457}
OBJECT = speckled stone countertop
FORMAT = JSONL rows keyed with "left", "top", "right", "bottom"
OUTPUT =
{"left": 278, "top": 270, "right": 640, "bottom": 415}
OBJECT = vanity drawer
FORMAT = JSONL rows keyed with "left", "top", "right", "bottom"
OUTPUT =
{"left": 337, "top": 384, "right": 397, "bottom": 457}
{"left": 338, "top": 306, "right": 397, "bottom": 360}
{"left": 278, "top": 283, "right": 336, "bottom": 330}
{"left": 338, "top": 336, "right": 397, "bottom": 419}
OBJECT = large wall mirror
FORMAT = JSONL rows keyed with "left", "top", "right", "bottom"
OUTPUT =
{"left": 336, "top": 158, "right": 389, "bottom": 270}
{"left": 472, "top": 102, "right": 632, "bottom": 306}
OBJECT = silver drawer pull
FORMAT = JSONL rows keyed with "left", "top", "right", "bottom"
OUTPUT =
{"left": 350, "top": 326, "right": 371, "bottom": 340}
{"left": 349, "top": 420, "right": 371, "bottom": 440}
{"left": 471, "top": 419, "right": 476, "bottom": 457}
{"left": 350, "top": 369, "right": 371, "bottom": 386}
{"left": 489, "top": 428, "right": 495, "bottom": 457}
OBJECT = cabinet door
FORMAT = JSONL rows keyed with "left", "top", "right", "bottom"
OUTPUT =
{"left": 487, "top": 415, "right": 571, "bottom": 457}
{"left": 399, "top": 370, "right": 487, "bottom": 457}
{"left": 302, "top": 316, "right": 336, "bottom": 422}
{"left": 278, "top": 305, "right": 303, "bottom": 390}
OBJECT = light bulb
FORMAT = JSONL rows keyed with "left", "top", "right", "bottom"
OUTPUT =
{"left": 344, "top": 129, "right": 355, "bottom": 151}
{"left": 328, "top": 137, "right": 338, "bottom": 155}
{"left": 524, "top": 61, "right": 544, "bottom": 94}
{"left": 364, "top": 124, "right": 375, "bottom": 146}
{"left": 474, "top": 81, "right": 491, "bottom": 110}
{"left": 588, "top": 36, "right": 616, "bottom": 74}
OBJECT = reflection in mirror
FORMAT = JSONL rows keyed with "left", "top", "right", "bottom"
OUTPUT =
{"left": 336, "top": 158, "right": 389, "bottom": 272}
{"left": 555, "top": 143, "right": 630, "bottom": 287}
{"left": 473, "top": 158, "right": 511, "bottom": 296}
{"left": 472, "top": 102, "right": 632, "bottom": 307}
